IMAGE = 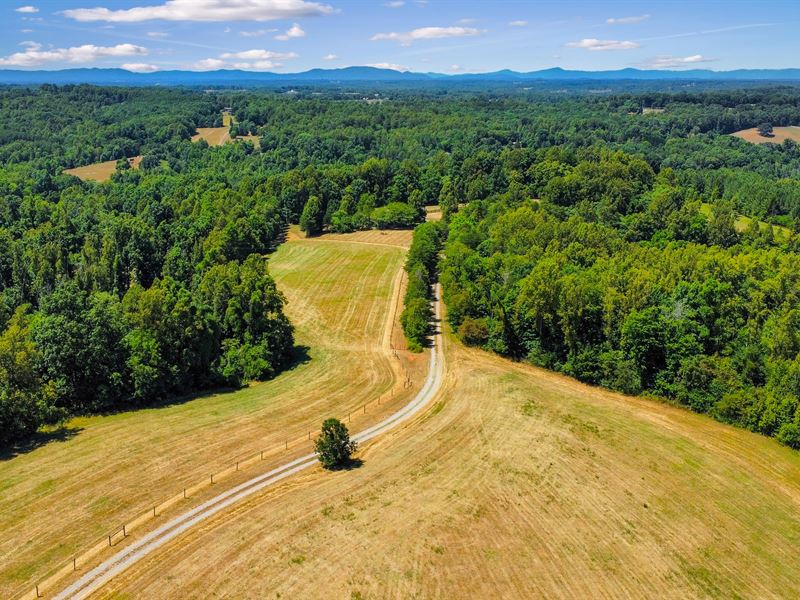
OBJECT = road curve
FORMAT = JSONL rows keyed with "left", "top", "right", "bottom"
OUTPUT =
{"left": 53, "top": 287, "right": 444, "bottom": 600}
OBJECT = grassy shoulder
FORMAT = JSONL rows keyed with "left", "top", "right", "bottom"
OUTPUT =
{"left": 97, "top": 330, "right": 800, "bottom": 600}
{"left": 0, "top": 236, "right": 408, "bottom": 599}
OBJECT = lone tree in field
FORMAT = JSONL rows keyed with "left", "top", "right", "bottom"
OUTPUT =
{"left": 757, "top": 122, "right": 774, "bottom": 137}
{"left": 315, "top": 418, "right": 357, "bottom": 469}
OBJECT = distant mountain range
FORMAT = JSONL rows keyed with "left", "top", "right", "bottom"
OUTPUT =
{"left": 2, "top": 66, "right": 800, "bottom": 86}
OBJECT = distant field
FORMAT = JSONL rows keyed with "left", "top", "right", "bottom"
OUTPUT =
{"left": 191, "top": 126, "right": 231, "bottom": 146}
{"left": 0, "top": 236, "right": 423, "bottom": 599}
{"left": 63, "top": 156, "right": 142, "bottom": 182}
{"left": 731, "top": 126, "right": 800, "bottom": 144}
{"left": 235, "top": 133, "right": 261, "bottom": 148}
{"left": 98, "top": 332, "right": 800, "bottom": 600}
{"left": 699, "top": 202, "right": 792, "bottom": 239}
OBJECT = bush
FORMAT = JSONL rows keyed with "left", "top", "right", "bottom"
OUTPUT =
{"left": 457, "top": 317, "right": 489, "bottom": 347}
{"left": 777, "top": 422, "right": 800, "bottom": 449}
{"left": 371, "top": 202, "right": 420, "bottom": 229}
{"left": 315, "top": 418, "right": 358, "bottom": 469}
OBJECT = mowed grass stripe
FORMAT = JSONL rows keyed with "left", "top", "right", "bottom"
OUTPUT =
{"left": 0, "top": 238, "right": 405, "bottom": 599}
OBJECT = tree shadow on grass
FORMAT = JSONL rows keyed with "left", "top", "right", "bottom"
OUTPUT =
{"left": 0, "top": 344, "right": 314, "bottom": 459}
{"left": 325, "top": 457, "right": 364, "bottom": 471}
{"left": 0, "top": 425, "right": 84, "bottom": 461}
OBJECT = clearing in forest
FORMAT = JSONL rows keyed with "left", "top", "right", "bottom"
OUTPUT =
{"left": 63, "top": 156, "right": 142, "bottom": 182}
{"left": 191, "top": 127, "right": 231, "bottom": 146}
{"left": 731, "top": 125, "right": 800, "bottom": 144}
{"left": 97, "top": 334, "right": 800, "bottom": 600}
{"left": 0, "top": 235, "right": 425, "bottom": 600}
{"left": 699, "top": 202, "right": 792, "bottom": 239}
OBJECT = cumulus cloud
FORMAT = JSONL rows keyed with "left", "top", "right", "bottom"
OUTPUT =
{"left": 63, "top": 0, "right": 333, "bottom": 22}
{"left": 196, "top": 48, "right": 299, "bottom": 71}
{"left": 607, "top": 14, "right": 650, "bottom": 25}
{"left": 323, "top": 53, "right": 337, "bottom": 60}
{"left": 566, "top": 38, "right": 639, "bottom": 51}
{"left": 220, "top": 49, "right": 297, "bottom": 60}
{"left": 0, "top": 42, "right": 147, "bottom": 67}
{"left": 15, "top": 6, "right": 38, "bottom": 13}
{"left": 509, "top": 20, "right": 527, "bottom": 27}
{"left": 367, "top": 62, "right": 409, "bottom": 71}
{"left": 643, "top": 54, "right": 716, "bottom": 69}
{"left": 122, "top": 62, "right": 160, "bottom": 72}
{"left": 371, "top": 26, "right": 482, "bottom": 46}
{"left": 275, "top": 23, "right": 305, "bottom": 40}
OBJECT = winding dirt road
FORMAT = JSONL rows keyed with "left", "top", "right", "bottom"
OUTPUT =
{"left": 52, "top": 287, "right": 443, "bottom": 600}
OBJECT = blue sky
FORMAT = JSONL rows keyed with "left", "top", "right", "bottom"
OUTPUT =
{"left": 1, "top": 1, "right": 799, "bottom": 73}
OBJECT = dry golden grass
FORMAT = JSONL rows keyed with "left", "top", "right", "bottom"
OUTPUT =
{"left": 191, "top": 127, "right": 231, "bottom": 146}
{"left": 63, "top": 156, "right": 142, "bottom": 183}
{"left": 234, "top": 134, "right": 261, "bottom": 148}
{"left": 97, "top": 335, "right": 800, "bottom": 600}
{"left": 731, "top": 126, "right": 800, "bottom": 144}
{"left": 0, "top": 236, "right": 419, "bottom": 599}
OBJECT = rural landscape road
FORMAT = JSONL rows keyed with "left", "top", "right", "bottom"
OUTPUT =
{"left": 52, "top": 286, "right": 444, "bottom": 600}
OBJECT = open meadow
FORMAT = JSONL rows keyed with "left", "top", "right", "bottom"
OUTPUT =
{"left": 0, "top": 235, "right": 424, "bottom": 599}
{"left": 731, "top": 126, "right": 800, "bottom": 144}
{"left": 94, "top": 329, "right": 800, "bottom": 600}
{"left": 191, "top": 127, "right": 232, "bottom": 146}
{"left": 63, "top": 156, "right": 142, "bottom": 182}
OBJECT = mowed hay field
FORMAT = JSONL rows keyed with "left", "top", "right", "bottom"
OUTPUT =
{"left": 98, "top": 336, "right": 800, "bottom": 599}
{"left": 731, "top": 125, "right": 800, "bottom": 144}
{"left": 63, "top": 156, "right": 142, "bottom": 182}
{"left": 192, "top": 126, "right": 231, "bottom": 146}
{"left": 0, "top": 236, "right": 415, "bottom": 599}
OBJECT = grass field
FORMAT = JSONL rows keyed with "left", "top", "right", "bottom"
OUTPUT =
{"left": 699, "top": 202, "right": 792, "bottom": 240}
{"left": 63, "top": 156, "right": 142, "bottom": 182}
{"left": 731, "top": 126, "right": 800, "bottom": 144}
{"left": 96, "top": 333, "right": 800, "bottom": 600}
{"left": 191, "top": 127, "right": 231, "bottom": 146}
{"left": 0, "top": 235, "right": 420, "bottom": 599}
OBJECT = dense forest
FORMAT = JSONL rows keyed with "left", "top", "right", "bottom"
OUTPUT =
{"left": 3, "top": 83, "right": 800, "bottom": 448}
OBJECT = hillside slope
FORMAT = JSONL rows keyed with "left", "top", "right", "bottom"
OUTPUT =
{"left": 0, "top": 234, "right": 419, "bottom": 599}
{"left": 96, "top": 333, "right": 800, "bottom": 599}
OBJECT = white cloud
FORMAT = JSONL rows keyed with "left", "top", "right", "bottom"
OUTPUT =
{"left": 642, "top": 54, "right": 716, "bottom": 69}
{"left": 20, "top": 28, "right": 33, "bottom": 33}
{"left": 566, "top": 38, "right": 640, "bottom": 51}
{"left": 240, "top": 28, "right": 277, "bottom": 37}
{"left": 367, "top": 62, "right": 409, "bottom": 71}
{"left": 323, "top": 53, "right": 337, "bottom": 60}
{"left": 0, "top": 42, "right": 147, "bottom": 67}
{"left": 122, "top": 62, "right": 159, "bottom": 72}
{"left": 607, "top": 14, "right": 650, "bottom": 25}
{"left": 275, "top": 23, "right": 305, "bottom": 40}
{"left": 385, "top": 1, "right": 404, "bottom": 6}
{"left": 196, "top": 48, "right": 299, "bottom": 71}
{"left": 220, "top": 49, "right": 297, "bottom": 60}
{"left": 15, "top": 6, "right": 38, "bottom": 13}
{"left": 195, "top": 57, "right": 226, "bottom": 70}
{"left": 371, "top": 26, "right": 482, "bottom": 46}
{"left": 146, "top": 31, "right": 168, "bottom": 38}
{"left": 63, "top": 0, "right": 333, "bottom": 22}
{"left": 509, "top": 20, "right": 527, "bottom": 27}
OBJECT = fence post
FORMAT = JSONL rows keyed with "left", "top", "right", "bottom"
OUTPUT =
{"left": 122, "top": 524, "right": 126, "bottom": 537}
{"left": 36, "top": 584, "right": 40, "bottom": 598}
{"left": 308, "top": 431, "right": 310, "bottom": 440}
{"left": 261, "top": 450, "right": 265, "bottom": 459}
{"left": 285, "top": 440, "right": 288, "bottom": 450}
{"left": 73, "top": 557, "right": 77, "bottom": 571}
{"left": 183, "top": 488, "right": 186, "bottom": 499}
{"left": 211, "top": 474, "right": 214, "bottom": 484}
{"left": 108, "top": 534, "right": 112, "bottom": 547}
{"left": 153, "top": 506, "right": 157, "bottom": 517}
{"left": 236, "top": 461, "right": 239, "bottom": 471}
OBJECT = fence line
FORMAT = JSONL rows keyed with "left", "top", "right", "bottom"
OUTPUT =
{"left": 20, "top": 364, "right": 418, "bottom": 600}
